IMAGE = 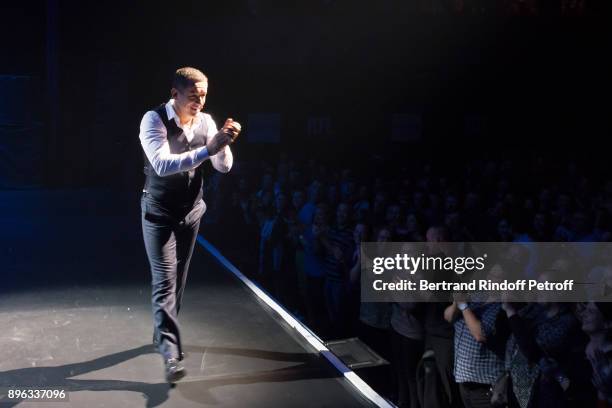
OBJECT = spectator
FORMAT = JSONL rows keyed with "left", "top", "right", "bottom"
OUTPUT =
{"left": 423, "top": 226, "right": 463, "bottom": 408}
{"left": 580, "top": 302, "right": 612, "bottom": 406}
{"left": 353, "top": 185, "right": 371, "bottom": 214}
{"left": 396, "top": 212, "right": 425, "bottom": 241}
{"left": 501, "top": 302, "right": 580, "bottom": 408}
{"left": 298, "top": 204, "right": 330, "bottom": 334}
{"left": 389, "top": 243, "right": 425, "bottom": 408}
{"left": 373, "top": 191, "right": 389, "bottom": 226}
{"left": 386, "top": 203, "right": 403, "bottom": 237}
{"left": 292, "top": 189, "right": 306, "bottom": 216}
{"left": 298, "top": 180, "right": 322, "bottom": 226}
{"left": 348, "top": 221, "right": 372, "bottom": 334}
{"left": 446, "top": 300, "right": 506, "bottom": 408}
{"left": 319, "top": 202, "right": 354, "bottom": 338}
{"left": 532, "top": 212, "right": 552, "bottom": 241}
{"left": 258, "top": 191, "right": 298, "bottom": 308}
{"left": 256, "top": 173, "right": 274, "bottom": 200}
{"left": 357, "top": 225, "right": 394, "bottom": 399}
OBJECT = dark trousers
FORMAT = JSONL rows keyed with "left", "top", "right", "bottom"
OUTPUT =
{"left": 324, "top": 278, "right": 350, "bottom": 338}
{"left": 459, "top": 383, "right": 492, "bottom": 408}
{"left": 426, "top": 335, "right": 464, "bottom": 408}
{"left": 391, "top": 331, "right": 424, "bottom": 408}
{"left": 141, "top": 193, "right": 206, "bottom": 360}
{"left": 304, "top": 276, "right": 328, "bottom": 334}
{"left": 358, "top": 322, "right": 395, "bottom": 399}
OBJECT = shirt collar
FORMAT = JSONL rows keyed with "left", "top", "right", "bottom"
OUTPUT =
{"left": 165, "top": 99, "right": 202, "bottom": 129}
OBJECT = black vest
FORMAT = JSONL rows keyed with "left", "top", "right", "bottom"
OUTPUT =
{"left": 143, "top": 104, "right": 206, "bottom": 210}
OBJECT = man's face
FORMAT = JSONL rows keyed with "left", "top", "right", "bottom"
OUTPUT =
{"left": 172, "top": 81, "right": 208, "bottom": 119}
{"left": 314, "top": 207, "right": 328, "bottom": 226}
{"left": 336, "top": 204, "right": 349, "bottom": 226}
{"left": 353, "top": 224, "right": 367, "bottom": 244}
{"left": 497, "top": 219, "right": 512, "bottom": 239}
{"left": 292, "top": 191, "right": 305, "bottom": 210}
{"left": 275, "top": 193, "right": 287, "bottom": 212}
{"left": 580, "top": 302, "right": 603, "bottom": 334}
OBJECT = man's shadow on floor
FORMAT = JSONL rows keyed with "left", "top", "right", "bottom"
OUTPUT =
{"left": 0, "top": 344, "right": 169, "bottom": 407}
{"left": 177, "top": 345, "right": 342, "bottom": 406}
{"left": 0, "top": 344, "right": 341, "bottom": 407}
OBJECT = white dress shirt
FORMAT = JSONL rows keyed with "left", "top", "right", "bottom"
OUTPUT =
{"left": 139, "top": 99, "right": 233, "bottom": 177}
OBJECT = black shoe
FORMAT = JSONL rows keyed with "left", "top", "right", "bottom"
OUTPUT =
{"left": 164, "top": 358, "right": 186, "bottom": 383}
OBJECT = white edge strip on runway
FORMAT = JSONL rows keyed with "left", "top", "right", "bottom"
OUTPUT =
{"left": 196, "top": 235, "right": 395, "bottom": 408}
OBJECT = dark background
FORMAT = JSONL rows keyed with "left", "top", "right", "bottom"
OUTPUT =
{"left": 1, "top": 0, "right": 611, "bottom": 190}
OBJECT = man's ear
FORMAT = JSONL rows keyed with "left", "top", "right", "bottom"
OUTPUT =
{"left": 171, "top": 87, "right": 178, "bottom": 99}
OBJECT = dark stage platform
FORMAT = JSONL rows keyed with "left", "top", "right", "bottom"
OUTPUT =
{"left": 0, "top": 190, "right": 386, "bottom": 407}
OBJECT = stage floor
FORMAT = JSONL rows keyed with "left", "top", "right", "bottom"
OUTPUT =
{"left": 0, "top": 190, "right": 377, "bottom": 407}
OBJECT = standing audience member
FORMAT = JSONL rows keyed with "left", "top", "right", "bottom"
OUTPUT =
{"left": 423, "top": 226, "right": 463, "bottom": 408}
{"left": 581, "top": 302, "right": 612, "bottom": 407}
{"left": 357, "top": 226, "right": 395, "bottom": 400}
{"left": 501, "top": 301, "right": 581, "bottom": 408}
{"left": 298, "top": 204, "right": 330, "bottom": 334}
{"left": 389, "top": 244, "right": 425, "bottom": 408}
{"left": 446, "top": 300, "right": 506, "bottom": 408}
{"left": 319, "top": 203, "right": 355, "bottom": 338}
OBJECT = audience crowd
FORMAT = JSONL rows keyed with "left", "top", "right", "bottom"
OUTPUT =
{"left": 211, "top": 152, "right": 612, "bottom": 408}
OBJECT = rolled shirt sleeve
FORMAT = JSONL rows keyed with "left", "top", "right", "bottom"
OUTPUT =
{"left": 205, "top": 115, "right": 233, "bottom": 173}
{"left": 139, "top": 110, "right": 211, "bottom": 177}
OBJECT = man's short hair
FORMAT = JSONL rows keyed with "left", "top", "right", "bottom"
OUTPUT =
{"left": 172, "top": 67, "right": 208, "bottom": 90}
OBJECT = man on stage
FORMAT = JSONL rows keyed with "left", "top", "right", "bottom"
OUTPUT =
{"left": 139, "top": 67, "right": 241, "bottom": 382}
